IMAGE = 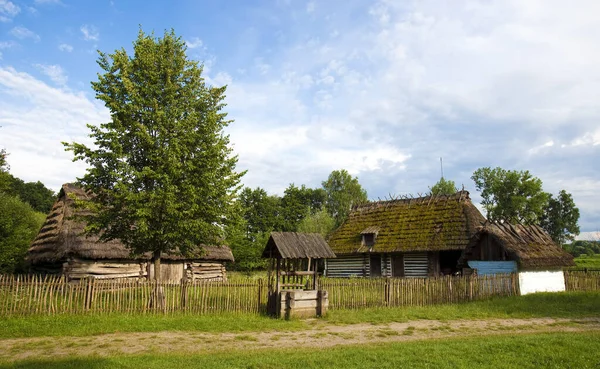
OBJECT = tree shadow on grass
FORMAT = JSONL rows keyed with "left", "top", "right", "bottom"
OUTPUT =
{"left": 0, "top": 358, "right": 118, "bottom": 369}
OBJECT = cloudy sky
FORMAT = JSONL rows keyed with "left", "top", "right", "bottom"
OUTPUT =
{"left": 0, "top": 0, "right": 598, "bottom": 236}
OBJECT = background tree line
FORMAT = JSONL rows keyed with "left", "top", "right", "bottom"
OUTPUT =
{"left": 0, "top": 147, "right": 56, "bottom": 273}
{"left": 226, "top": 169, "right": 367, "bottom": 271}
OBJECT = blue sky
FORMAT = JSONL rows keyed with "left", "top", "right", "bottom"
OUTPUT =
{"left": 0, "top": 0, "right": 599, "bottom": 237}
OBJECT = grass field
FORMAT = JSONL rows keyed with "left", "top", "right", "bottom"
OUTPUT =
{"left": 2, "top": 331, "right": 599, "bottom": 369}
{"left": 574, "top": 254, "right": 600, "bottom": 269}
{"left": 1, "top": 291, "right": 598, "bottom": 339}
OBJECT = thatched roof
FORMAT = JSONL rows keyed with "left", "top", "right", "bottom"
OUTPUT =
{"left": 27, "top": 183, "right": 234, "bottom": 265}
{"left": 327, "top": 191, "right": 486, "bottom": 254}
{"left": 458, "top": 222, "right": 575, "bottom": 269}
{"left": 262, "top": 232, "right": 336, "bottom": 259}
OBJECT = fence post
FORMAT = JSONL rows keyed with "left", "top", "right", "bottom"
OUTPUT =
{"left": 384, "top": 278, "right": 391, "bottom": 306}
{"left": 468, "top": 275, "right": 473, "bottom": 301}
{"left": 257, "top": 278, "right": 263, "bottom": 313}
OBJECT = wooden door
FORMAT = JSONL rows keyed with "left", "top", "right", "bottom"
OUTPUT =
{"left": 392, "top": 255, "right": 404, "bottom": 277}
{"left": 369, "top": 255, "right": 382, "bottom": 277}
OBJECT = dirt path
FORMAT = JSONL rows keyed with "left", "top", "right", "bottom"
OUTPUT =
{"left": 2, "top": 317, "right": 600, "bottom": 361}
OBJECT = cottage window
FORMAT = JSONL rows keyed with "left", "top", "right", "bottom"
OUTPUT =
{"left": 362, "top": 233, "right": 375, "bottom": 247}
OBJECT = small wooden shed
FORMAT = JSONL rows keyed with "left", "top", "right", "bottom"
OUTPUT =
{"left": 262, "top": 232, "right": 336, "bottom": 318}
{"left": 26, "top": 183, "right": 234, "bottom": 281}
{"left": 458, "top": 222, "right": 575, "bottom": 294}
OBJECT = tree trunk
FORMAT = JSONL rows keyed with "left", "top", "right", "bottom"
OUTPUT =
{"left": 153, "top": 249, "right": 161, "bottom": 281}
{"left": 151, "top": 249, "right": 165, "bottom": 311}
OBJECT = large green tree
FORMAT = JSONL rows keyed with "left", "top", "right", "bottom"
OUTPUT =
{"left": 471, "top": 167, "right": 550, "bottom": 224}
{"left": 64, "top": 29, "right": 244, "bottom": 279}
{"left": 238, "top": 187, "right": 281, "bottom": 237}
{"left": 540, "top": 190, "right": 580, "bottom": 245}
{"left": 280, "top": 184, "right": 326, "bottom": 231}
{"left": 429, "top": 177, "right": 457, "bottom": 196}
{"left": 322, "top": 169, "right": 368, "bottom": 227}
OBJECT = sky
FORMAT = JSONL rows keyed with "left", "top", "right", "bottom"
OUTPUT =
{"left": 0, "top": 0, "right": 599, "bottom": 237}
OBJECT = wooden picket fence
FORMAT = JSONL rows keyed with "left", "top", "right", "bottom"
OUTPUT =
{"left": 564, "top": 270, "right": 600, "bottom": 291}
{"left": 320, "top": 274, "right": 519, "bottom": 309}
{"left": 1, "top": 271, "right": 598, "bottom": 316}
{"left": 0, "top": 274, "right": 267, "bottom": 316}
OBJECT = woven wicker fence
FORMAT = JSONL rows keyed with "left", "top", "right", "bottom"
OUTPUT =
{"left": 1, "top": 271, "right": 597, "bottom": 316}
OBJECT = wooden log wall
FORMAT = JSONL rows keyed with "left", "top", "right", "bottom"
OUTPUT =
{"left": 65, "top": 259, "right": 147, "bottom": 280}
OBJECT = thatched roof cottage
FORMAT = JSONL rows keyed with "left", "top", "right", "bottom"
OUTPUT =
{"left": 325, "top": 191, "right": 485, "bottom": 278}
{"left": 458, "top": 222, "right": 575, "bottom": 294}
{"left": 27, "top": 184, "right": 234, "bottom": 281}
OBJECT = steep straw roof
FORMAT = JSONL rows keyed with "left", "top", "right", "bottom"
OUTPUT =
{"left": 458, "top": 222, "right": 575, "bottom": 269}
{"left": 27, "top": 183, "right": 234, "bottom": 265}
{"left": 262, "top": 232, "right": 336, "bottom": 259}
{"left": 327, "top": 191, "right": 486, "bottom": 254}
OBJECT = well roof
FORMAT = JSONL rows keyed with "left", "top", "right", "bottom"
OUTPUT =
{"left": 26, "top": 183, "right": 234, "bottom": 265}
{"left": 459, "top": 222, "right": 575, "bottom": 269}
{"left": 262, "top": 232, "right": 336, "bottom": 259}
{"left": 327, "top": 191, "right": 486, "bottom": 254}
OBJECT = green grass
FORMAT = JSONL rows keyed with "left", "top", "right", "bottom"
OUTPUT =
{"left": 574, "top": 254, "right": 600, "bottom": 269}
{"left": 0, "top": 313, "right": 307, "bottom": 339}
{"left": 0, "top": 291, "right": 598, "bottom": 339}
{"left": 2, "top": 332, "right": 600, "bottom": 368}
{"left": 325, "top": 291, "right": 600, "bottom": 325}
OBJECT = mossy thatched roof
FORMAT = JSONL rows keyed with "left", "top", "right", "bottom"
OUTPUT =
{"left": 328, "top": 191, "right": 485, "bottom": 254}
{"left": 27, "top": 183, "right": 234, "bottom": 265}
{"left": 459, "top": 222, "right": 575, "bottom": 269}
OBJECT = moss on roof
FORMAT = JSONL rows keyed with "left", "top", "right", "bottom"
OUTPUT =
{"left": 327, "top": 191, "right": 485, "bottom": 254}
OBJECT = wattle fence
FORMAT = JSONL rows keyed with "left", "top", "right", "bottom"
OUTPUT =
{"left": 0, "top": 271, "right": 597, "bottom": 317}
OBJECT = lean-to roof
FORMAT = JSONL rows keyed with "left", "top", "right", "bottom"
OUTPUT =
{"left": 459, "top": 222, "right": 575, "bottom": 269}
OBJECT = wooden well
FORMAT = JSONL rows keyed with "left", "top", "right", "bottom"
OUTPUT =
{"left": 262, "top": 232, "right": 336, "bottom": 318}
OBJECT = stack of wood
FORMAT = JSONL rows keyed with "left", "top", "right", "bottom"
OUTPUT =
{"left": 186, "top": 262, "right": 227, "bottom": 282}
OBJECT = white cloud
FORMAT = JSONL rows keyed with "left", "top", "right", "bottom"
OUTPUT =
{"left": 34, "top": 63, "right": 68, "bottom": 86}
{"left": 0, "top": 0, "right": 20, "bottom": 22}
{"left": 80, "top": 24, "right": 99, "bottom": 41}
{"left": 9, "top": 26, "right": 40, "bottom": 41}
{"left": 185, "top": 37, "right": 203, "bottom": 49}
{"left": 0, "top": 67, "right": 108, "bottom": 191}
{"left": 58, "top": 43, "right": 73, "bottom": 52}
{"left": 306, "top": 1, "right": 315, "bottom": 14}
{"left": 201, "top": 0, "right": 600, "bottom": 230}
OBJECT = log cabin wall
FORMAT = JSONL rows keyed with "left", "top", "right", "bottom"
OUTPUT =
{"left": 64, "top": 259, "right": 147, "bottom": 280}
{"left": 59, "top": 259, "right": 227, "bottom": 281}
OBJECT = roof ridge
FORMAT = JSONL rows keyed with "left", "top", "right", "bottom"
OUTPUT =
{"left": 352, "top": 190, "right": 471, "bottom": 212}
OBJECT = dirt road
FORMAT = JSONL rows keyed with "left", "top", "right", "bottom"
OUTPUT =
{"left": 2, "top": 317, "right": 599, "bottom": 362}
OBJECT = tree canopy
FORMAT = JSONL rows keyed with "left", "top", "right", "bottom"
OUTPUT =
{"left": 322, "top": 169, "right": 368, "bottom": 227}
{"left": 471, "top": 167, "right": 549, "bottom": 224}
{"left": 0, "top": 193, "right": 46, "bottom": 273}
{"left": 540, "top": 190, "right": 580, "bottom": 245}
{"left": 430, "top": 177, "right": 457, "bottom": 196}
{"left": 63, "top": 29, "right": 244, "bottom": 277}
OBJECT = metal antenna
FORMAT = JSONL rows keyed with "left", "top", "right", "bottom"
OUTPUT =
{"left": 440, "top": 157, "right": 444, "bottom": 179}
